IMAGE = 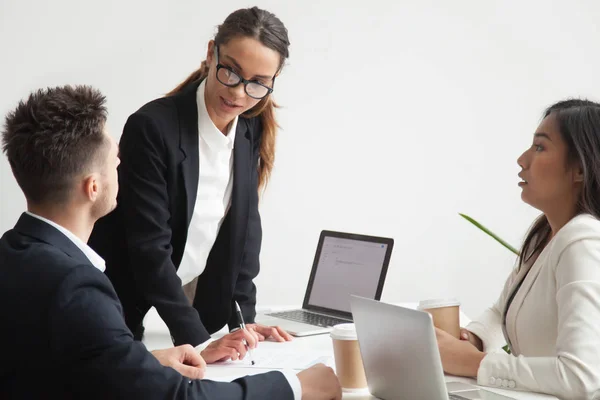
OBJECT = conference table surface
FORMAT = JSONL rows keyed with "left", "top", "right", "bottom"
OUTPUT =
{"left": 141, "top": 305, "right": 556, "bottom": 400}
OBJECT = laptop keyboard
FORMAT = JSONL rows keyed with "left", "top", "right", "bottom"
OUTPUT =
{"left": 266, "top": 310, "right": 349, "bottom": 328}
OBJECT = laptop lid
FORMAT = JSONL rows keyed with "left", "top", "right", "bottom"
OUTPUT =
{"left": 349, "top": 295, "right": 449, "bottom": 400}
{"left": 301, "top": 231, "right": 394, "bottom": 319}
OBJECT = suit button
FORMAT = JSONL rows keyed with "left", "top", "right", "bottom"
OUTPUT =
{"left": 509, "top": 381, "right": 516, "bottom": 389}
{"left": 489, "top": 377, "right": 496, "bottom": 385}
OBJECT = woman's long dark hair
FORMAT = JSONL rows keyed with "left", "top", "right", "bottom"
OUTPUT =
{"left": 519, "top": 99, "right": 600, "bottom": 268}
{"left": 167, "top": 7, "right": 290, "bottom": 191}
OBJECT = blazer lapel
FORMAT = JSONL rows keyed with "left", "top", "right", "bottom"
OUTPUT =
{"left": 503, "top": 242, "right": 553, "bottom": 354}
{"left": 173, "top": 81, "right": 201, "bottom": 223}
{"left": 171, "top": 78, "right": 253, "bottom": 275}
{"left": 228, "top": 118, "right": 252, "bottom": 273}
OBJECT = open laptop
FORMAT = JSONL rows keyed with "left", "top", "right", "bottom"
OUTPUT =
{"left": 255, "top": 230, "right": 393, "bottom": 336}
{"left": 349, "top": 296, "right": 516, "bottom": 400}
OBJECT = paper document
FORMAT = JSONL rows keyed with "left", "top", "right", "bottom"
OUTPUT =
{"left": 203, "top": 371, "right": 269, "bottom": 382}
{"left": 210, "top": 347, "right": 332, "bottom": 370}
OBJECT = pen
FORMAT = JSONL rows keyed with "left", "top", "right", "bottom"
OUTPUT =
{"left": 234, "top": 300, "right": 255, "bottom": 365}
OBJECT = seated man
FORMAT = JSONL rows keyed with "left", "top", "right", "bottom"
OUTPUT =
{"left": 0, "top": 85, "right": 341, "bottom": 400}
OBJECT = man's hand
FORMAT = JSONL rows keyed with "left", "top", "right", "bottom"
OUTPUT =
{"left": 435, "top": 327, "right": 485, "bottom": 377}
{"left": 151, "top": 344, "right": 206, "bottom": 380}
{"left": 201, "top": 328, "right": 259, "bottom": 364}
{"left": 247, "top": 323, "right": 293, "bottom": 342}
{"left": 297, "top": 363, "right": 342, "bottom": 400}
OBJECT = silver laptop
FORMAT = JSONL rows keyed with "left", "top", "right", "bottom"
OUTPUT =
{"left": 255, "top": 231, "right": 394, "bottom": 336}
{"left": 349, "top": 296, "right": 516, "bottom": 400}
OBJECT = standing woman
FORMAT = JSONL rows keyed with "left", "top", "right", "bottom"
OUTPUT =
{"left": 89, "top": 6, "right": 293, "bottom": 363}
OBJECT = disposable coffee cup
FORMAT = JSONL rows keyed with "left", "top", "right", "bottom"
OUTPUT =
{"left": 418, "top": 298, "right": 461, "bottom": 339}
{"left": 330, "top": 323, "right": 368, "bottom": 392}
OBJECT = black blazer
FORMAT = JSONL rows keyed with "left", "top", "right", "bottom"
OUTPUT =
{"left": 0, "top": 213, "right": 292, "bottom": 399}
{"left": 89, "top": 80, "right": 263, "bottom": 346}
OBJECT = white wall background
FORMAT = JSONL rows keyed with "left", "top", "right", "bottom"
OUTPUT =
{"left": 1, "top": 0, "right": 600, "bottom": 319}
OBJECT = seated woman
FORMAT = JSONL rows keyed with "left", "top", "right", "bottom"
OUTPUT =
{"left": 436, "top": 99, "right": 600, "bottom": 399}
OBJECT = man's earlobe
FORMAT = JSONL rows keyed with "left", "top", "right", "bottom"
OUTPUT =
{"left": 84, "top": 175, "right": 99, "bottom": 201}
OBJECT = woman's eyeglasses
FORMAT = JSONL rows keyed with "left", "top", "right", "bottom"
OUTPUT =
{"left": 214, "top": 46, "right": 275, "bottom": 100}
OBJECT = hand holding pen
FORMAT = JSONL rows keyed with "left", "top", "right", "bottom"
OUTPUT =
{"left": 199, "top": 310, "right": 259, "bottom": 364}
{"left": 235, "top": 301, "right": 256, "bottom": 365}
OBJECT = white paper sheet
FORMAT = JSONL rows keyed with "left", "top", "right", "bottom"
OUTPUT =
{"left": 209, "top": 347, "right": 333, "bottom": 370}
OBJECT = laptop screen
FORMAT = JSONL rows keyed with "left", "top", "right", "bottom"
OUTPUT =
{"left": 304, "top": 232, "right": 393, "bottom": 316}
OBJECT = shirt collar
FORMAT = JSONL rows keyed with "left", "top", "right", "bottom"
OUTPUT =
{"left": 196, "top": 79, "right": 237, "bottom": 151}
{"left": 25, "top": 211, "right": 106, "bottom": 272}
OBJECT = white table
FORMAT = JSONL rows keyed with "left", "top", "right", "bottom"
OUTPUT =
{"left": 142, "top": 306, "right": 556, "bottom": 400}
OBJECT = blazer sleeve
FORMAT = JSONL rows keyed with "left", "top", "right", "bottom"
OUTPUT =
{"left": 119, "top": 112, "right": 210, "bottom": 345}
{"left": 49, "top": 265, "right": 294, "bottom": 400}
{"left": 466, "top": 269, "right": 515, "bottom": 353}
{"left": 228, "top": 123, "right": 262, "bottom": 330}
{"left": 476, "top": 239, "right": 600, "bottom": 399}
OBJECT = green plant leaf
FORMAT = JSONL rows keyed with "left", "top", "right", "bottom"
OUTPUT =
{"left": 459, "top": 213, "right": 520, "bottom": 256}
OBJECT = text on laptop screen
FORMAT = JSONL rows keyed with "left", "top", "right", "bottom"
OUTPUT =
{"left": 307, "top": 236, "right": 388, "bottom": 313}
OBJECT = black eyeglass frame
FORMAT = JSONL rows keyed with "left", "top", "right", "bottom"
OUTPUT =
{"left": 214, "top": 45, "right": 276, "bottom": 100}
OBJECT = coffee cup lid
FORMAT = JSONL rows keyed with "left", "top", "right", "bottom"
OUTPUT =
{"left": 330, "top": 323, "right": 357, "bottom": 340}
{"left": 417, "top": 298, "right": 460, "bottom": 310}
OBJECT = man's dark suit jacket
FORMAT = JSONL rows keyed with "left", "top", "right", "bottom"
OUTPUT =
{"left": 0, "top": 213, "right": 292, "bottom": 399}
{"left": 89, "top": 79, "right": 263, "bottom": 346}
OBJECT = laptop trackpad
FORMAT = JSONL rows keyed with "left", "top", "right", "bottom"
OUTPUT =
{"left": 447, "top": 382, "right": 515, "bottom": 400}
{"left": 447, "top": 382, "right": 479, "bottom": 392}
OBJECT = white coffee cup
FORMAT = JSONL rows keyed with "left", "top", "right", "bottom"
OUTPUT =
{"left": 418, "top": 298, "right": 461, "bottom": 338}
{"left": 330, "top": 323, "right": 368, "bottom": 391}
